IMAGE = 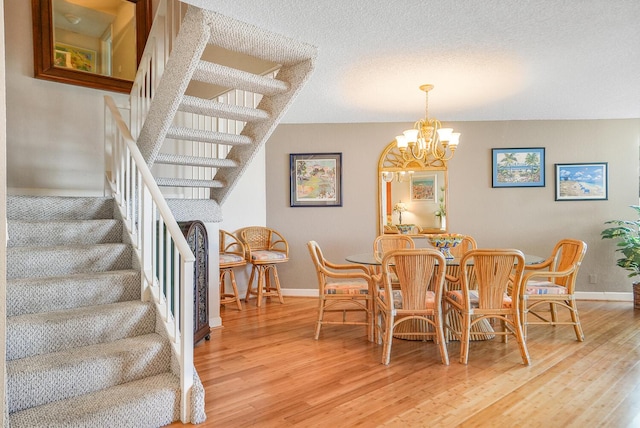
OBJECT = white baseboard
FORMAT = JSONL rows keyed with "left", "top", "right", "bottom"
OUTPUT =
{"left": 282, "top": 289, "right": 633, "bottom": 302}
{"left": 209, "top": 316, "right": 222, "bottom": 328}
{"left": 281, "top": 289, "right": 319, "bottom": 297}
{"left": 575, "top": 291, "right": 633, "bottom": 301}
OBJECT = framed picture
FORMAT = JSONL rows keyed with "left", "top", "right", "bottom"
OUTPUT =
{"left": 554, "top": 162, "right": 608, "bottom": 201}
{"left": 492, "top": 147, "right": 545, "bottom": 187}
{"left": 290, "top": 153, "right": 342, "bottom": 207}
{"left": 54, "top": 43, "right": 97, "bottom": 73}
{"left": 410, "top": 173, "right": 436, "bottom": 202}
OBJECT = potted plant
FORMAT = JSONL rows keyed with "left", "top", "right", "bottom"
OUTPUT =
{"left": 601, "top": 205, "right": 640, "bottom": 309}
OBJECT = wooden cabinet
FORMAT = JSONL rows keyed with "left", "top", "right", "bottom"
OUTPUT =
{"left": 179, "top": 221, "right": 210, "bottom": 344}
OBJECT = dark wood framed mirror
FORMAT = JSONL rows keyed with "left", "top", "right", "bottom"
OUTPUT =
{"left": 31, "top": 0, "right": 152, "bottom": 93}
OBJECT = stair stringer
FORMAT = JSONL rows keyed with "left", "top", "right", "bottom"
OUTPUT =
{"left": 137, "top": 6, "right": 212, "bottom": 166}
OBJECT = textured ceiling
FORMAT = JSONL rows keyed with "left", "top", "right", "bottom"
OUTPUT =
{"left": 186, "top": 0, "right": 640, "bottom": 124}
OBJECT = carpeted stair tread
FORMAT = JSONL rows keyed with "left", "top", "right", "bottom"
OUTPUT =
{"left": 166, "top": 198, "right": 223, "bottom": 222}
{"left": 179, "top": 94, "right": 270, "bottom": 122}
{"left": 156, "top": 177, "right": 225, "bottom": 188}
{"left": 7, "top": 195, "right": 114, "bottom": 220}
{"left": 165, "top": 126, "right": 252, "bottom": 146}
{"left": 193, "top": 60, "right": 290, "bottom": 95}
{"left": 7, "top": 270, "right": 141, "bottom": 316}
{"left": 7, "top": 243, "right": 133, "bottom": 279}
{"left": 155, "top": 152, "right": 239, "bottom": 168}
{"left": 7, "top": 300, "right": 156, "bottom": 361}
{"left": 8, "top": 219, "right": 123, "bottom": 247}
{"left": 8, "top": 372, "right": 180, "bottom": 428}
{"left": 8, "top": 333, "right": 172, "bottom": 413}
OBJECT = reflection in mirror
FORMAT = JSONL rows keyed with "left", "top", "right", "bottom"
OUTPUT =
{"left": 32, "top": 0, "right": 151, "bottom": 93}
{"left": 53, "top": 0, "right": 136, "bottom": 79}
{"left": 378, "top": 140, "right": 449, "bottom": 236}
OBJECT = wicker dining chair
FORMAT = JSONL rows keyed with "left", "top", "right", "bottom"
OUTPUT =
{"left": 219, "top": 230, "right": 245, "bottom": 310}
{"left": 375, "top": 248, "right": 449, "bottom": 365}
{"left": 441, "top": 234, "right": 478, "bottom": 289}
{"left": 240, "top": 226, "right": 289, "bottom": 307}
{"left": 444, "top": 249, "right": 530, "bottom": 365}
{"left": 372, "top": 234, "right": 415, "bottom": 286}
{"left": 373, "top": 234, "right": 415, "bottom": 263}
{"left": 307, "top": 241, "right": 374, "bottom": 341}
{"left": 520, "top": 239, "right": 587, "bottom": 341}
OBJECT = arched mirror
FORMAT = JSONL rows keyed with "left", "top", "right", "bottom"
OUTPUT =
{"left": 32, "top": 0, "right": 152, "bottom": 93}
{"left": 377, "top": 140, "right": 449, "bottom": 236}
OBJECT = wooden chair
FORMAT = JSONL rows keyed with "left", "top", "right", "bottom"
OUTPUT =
{"left": 444, "top": 249, "right": 530, "bottom": 365}
{"left": 442, "top": 234, "right": 478, "bottom": 288}
{"left": 219, "top": 230, "right": 245, "bottom": 310}
{"left": 373, "top": 234, "right": 415, "bottom": 263}
{"left": 520, "top": 239, "right": 587, "bottom": 341}
{"left": 240, "top": 226, "right": 289, "bottom": 307}
{"left": 372, "top": 234, "right": 415, "bottom": 286}
{"left": 307, "top": 241, "right": 374, "bottom": 341}
{"left": 375, "top": 248, "right": 449, "bottom": 365}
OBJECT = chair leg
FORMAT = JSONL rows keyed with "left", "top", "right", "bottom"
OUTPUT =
{"left": 269, "top": 265, "right": 285, "bottom": 304}
{"left": 550, "top": 302, "right": 558, "bottom": 323}
{"left": 314, "top": 298, "right": 325, "bottom": 339}
{"left": 382, "top": 313, "right": 394, "bottom": 365}
{"left": 460, "top": 313, "right": 471, "bottom": 364}
{"left": 435, "top": 313, "right": 450, "bottom": 365}
{"left": 512, "top": 318, "right": 531, "bottom": 365}
{"left": 245, "top": 265, "right": 258, "bottom": 302}
{"left": 568, "top": 298, "right": 585, "bottom": 341}
{"left": 256, "top": 265, "right": 266, "bottom": 307}
{"left": 229, "top": 270, "right": 243, "bottom": 310}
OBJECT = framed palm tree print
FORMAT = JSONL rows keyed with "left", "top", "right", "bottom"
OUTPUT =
{"left": 492, "top": 148, "right": 545, "bottom": 188}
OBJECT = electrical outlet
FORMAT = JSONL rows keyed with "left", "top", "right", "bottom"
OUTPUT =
{"left": 589, "top": 274, "right": 597, "bottom": 284}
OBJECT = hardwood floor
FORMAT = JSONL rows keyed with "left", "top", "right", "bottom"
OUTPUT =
{"left": 174, "top": 298, "right": 640, "bottom": 427}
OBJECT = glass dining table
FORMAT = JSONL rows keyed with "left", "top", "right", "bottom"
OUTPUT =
{"left": 345, "top": 252, "right": 544, "bottom": 341}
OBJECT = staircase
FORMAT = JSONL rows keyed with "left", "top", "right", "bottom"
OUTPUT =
{"left": 5, "top": 195, "right": 205, "bottom": 427}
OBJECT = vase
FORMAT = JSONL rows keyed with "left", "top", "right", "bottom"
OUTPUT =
{"left": 440, "top": 216, "right": 447, "bottom": 231}
{"left": 634, "top": 282, "right": 640, "bottom": 310}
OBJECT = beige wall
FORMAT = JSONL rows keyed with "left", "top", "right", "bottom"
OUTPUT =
{"left": 266, "top": 120, "right": 640, "bottom": 295}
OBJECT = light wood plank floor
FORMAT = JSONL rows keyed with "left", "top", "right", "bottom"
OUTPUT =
{"left": 172, "top": 298, "right": 640, "bottom": 427}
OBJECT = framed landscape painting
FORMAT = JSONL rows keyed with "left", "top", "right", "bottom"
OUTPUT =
{"left": 492, "top": 147, "right": 545, "bottom": 187}
{"left": 555, "top": 162, "right": 608, "bottom": 201}
{"left": 290, "top": 153, "right": 342, "bottom": 207}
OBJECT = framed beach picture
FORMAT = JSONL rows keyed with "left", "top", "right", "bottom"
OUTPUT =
{"left": 554, "top": 162, "right": 608, "bottom": 201}
{"left": 410, "top": 173, "right": 436, "bottom": 202}
{"left": 492, "top": 147, "right": 545, "bottom": 188}
{"left": 290, "top": 153, "right": 342, "bottom": 207}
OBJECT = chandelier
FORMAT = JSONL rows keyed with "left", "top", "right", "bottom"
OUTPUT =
{"left": 395, "top": 84, "right": 460, "bottom": 162}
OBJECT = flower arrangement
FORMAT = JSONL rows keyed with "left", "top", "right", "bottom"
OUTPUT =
{"left": 434, "top": 187, "right": 446, "bottom": 217}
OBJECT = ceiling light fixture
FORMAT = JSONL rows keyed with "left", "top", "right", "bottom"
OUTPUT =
{"left": 64, "top": 13, "right": 82, "bottom": 25}
{"left": 395, "top": 84, "right": 460, "bottom": 162}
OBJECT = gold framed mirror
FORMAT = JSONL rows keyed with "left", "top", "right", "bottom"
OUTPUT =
{"left": 377, "top": 140, "right": 449, "bottom": 236}
{"left": 31, "top": 0, "right": 152, "bottom": 93}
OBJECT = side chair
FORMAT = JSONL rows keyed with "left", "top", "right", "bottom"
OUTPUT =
{"left": 520, "top": 238, "right": 588, "bottom": 341}
{"left": 219, "top": 230, "right": 245, "bottom": 310}
{"left": 307, "top": 241, "right": 374, "bottom": 341}
{"left": 240, "top": 226, "right": 289, "bottom": 307}
{"left": 445, "top": 249, "right": 530, "bottom": 365}
{"left": 375, "top": 248, "right": 449, "bottom": 365}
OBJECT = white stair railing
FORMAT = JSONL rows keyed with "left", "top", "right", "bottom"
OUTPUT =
{"left": 104, "top": 96, "right": 195, "bottom": 423}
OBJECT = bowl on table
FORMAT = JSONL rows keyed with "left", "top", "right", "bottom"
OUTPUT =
{"left": 427, "top": 234, "right": 465, "bottom": 260}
